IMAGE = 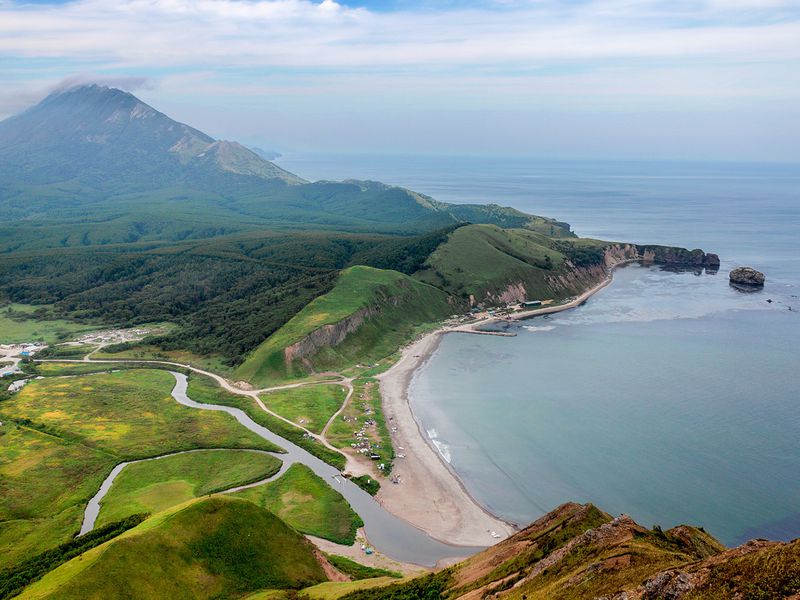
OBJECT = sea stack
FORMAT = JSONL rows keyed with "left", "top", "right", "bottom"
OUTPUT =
{"left": 729, "top": 266, "right": 765, "bottom": 287}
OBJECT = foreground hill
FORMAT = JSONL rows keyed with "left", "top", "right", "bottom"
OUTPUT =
{"left": 16, "top": 497, "right": 328, "bottom": 600}
{"left": 339, "top": 503, "right": 800, "bottom": 600}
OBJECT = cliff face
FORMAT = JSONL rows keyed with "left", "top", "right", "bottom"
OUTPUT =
{"left": 540, "top": 243, "right": 718, "bottom": 305}
{"left": 283, "top": 305, "right": 380, "bottom": 368}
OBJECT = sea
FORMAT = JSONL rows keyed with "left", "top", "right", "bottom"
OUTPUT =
{"left": 276, "top": 153, "right": 800, "bottom": 546}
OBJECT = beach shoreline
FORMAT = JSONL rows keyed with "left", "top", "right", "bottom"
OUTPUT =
{"left": 376, "top": 262, "right": 632, "bottom": 547}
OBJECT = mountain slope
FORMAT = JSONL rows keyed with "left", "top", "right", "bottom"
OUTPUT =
{"left": 0, "top": 85, "right": 572, "bottom": 250}
{"left": 0, "top": 84, "right": 303, "bottom": 187}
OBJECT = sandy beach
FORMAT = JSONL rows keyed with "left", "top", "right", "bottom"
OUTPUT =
{"left": 376, "top": 266, "right": 626, "bottom": 548}
{"left": 377, "top": 331, "right": 516, "bottom": 547}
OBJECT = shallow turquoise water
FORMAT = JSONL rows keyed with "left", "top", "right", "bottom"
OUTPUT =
{"left": 278, "top": 155, "right": 800, "bottom": 546}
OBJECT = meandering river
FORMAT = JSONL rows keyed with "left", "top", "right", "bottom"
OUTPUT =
{"left": 82, "top": 372, "right": 482, "bottom": 566}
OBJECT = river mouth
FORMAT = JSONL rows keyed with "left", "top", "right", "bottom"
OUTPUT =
{"left": 410, "top": 264, "right": 800, "bottom": 546}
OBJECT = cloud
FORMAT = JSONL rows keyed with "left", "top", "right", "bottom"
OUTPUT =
{"left": 0, "top": 0, "right": 798, "bottom": 70}
{"left": 1, "top": 0, "right": 798, "bottom": 160}
{"left": 49, "top": 74, "right": 154, "bottom": 93}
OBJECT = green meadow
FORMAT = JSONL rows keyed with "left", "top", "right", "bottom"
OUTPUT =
{"left": 260, "top": 384, "right": 348, "bottom": 434}
{"left": 327, "top": 377, "right": 394, "bottom": 474}
{"left": 0, "top": 304, "right": 97, "bottom": 344}
{"left": 95, "top": 449, "right": 282, "bottom": 528}
{"left": 233, "top": 464, "right": 363, "bottom": 545}
{"left": 187, "top": 374, "right": 347, "bottom": 470}
{"left": 0, "top": 369, "right": 280, "bottom": 569}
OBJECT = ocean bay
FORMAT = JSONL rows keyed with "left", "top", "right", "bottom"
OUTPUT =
{"left": 281, "top": 154, "right": 800, "bottom": 546}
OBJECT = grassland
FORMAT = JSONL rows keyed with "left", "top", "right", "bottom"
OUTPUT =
{"left": 324, "top": 555, "right": 402, "bottom": 580}
{"left": 187, "top": 374, "right": 346, "bottom": 470}
{"left": 233, "top": 464, "right": 363, "bottom": 545}
{"left": 0, "top": 369, "right": 280, "bottom": 569}
{"left": 327, "top": 377, "right": 394, "bottom": 476}
{"left": 94, "top": 345, "right": 235, "bottom": 375}
{"left": 0, "top": 304, "right": 97, "bottom": 344}
{"left": 236, "top": 266, "right": 453, "bottom": 386}
{"left": 260, "top": 384, "right": 347, "bottom": 434}
{"left": 17, "top": 497, "right": 327, "bottom": 600}
{"left": 32, "top": 363, "right": 134, "bottom": 377}
{"left": 95, "top": 450, "right": 282, "bottom": 528}
{"left": 299, "top": 578, "right": 403, "bottom": 600}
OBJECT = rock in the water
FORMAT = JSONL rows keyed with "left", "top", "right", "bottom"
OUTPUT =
{"left": 729, "top": 266, "right": 765, "bottom": 286}
{"left": 703, "top": 253, "right": 721, "bottom": 271}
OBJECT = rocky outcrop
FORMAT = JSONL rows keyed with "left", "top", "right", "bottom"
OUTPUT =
{"left": 284, "top": 305, "right": 380, "bottom": 367}
{"left": 485, "top": 282, "right": 528, "bottom": 305}
{"left": 389, "top": 502, "right": 798, "bottom": 600}
{"left": 729, "top": 266, "right": 765, "bottom": 286}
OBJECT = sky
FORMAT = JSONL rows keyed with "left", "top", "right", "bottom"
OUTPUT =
{"left": 1, "top": 0, "right": 799, "bottom": 161}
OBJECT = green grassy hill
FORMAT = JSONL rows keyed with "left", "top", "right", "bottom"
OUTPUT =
{"left": 414, "top": 224, "right": 607, "bottom": 305}
{"left": 17, "top": 497, "right": 327, "bottom": 600}
{"left": 232, "top": 463, "right": 363, "bottom": 545}
{"left": 235, "top": 266, "right": 453, "bottom": 385}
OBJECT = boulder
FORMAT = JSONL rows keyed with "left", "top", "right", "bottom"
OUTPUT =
{"left": 703, "top": 253, "right": 721, "bottom": 271}
{"left": 729, "top": 266, "right": 765, "bottom": 287}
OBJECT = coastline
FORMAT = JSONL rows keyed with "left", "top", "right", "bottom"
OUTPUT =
{"left": 376, "top": 262, "right": 631, "bottom": 547}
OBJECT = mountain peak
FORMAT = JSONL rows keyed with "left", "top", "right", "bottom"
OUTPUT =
{"left": 0, "top": 84, "right": 302, "bottom": 186}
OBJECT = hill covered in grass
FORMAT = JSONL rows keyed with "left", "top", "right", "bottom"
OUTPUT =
{"left": 414, "top": 224, "right": 718, "bottom": 307}
{"left": 235, "top": 266, "right": 454, "bottom": 385}
{"left": 17, "top": 497, "right": 328, "bottom": 600}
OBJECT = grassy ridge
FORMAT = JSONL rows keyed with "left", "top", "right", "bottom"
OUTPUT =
{"left": 95, "top": 449, "right": 283, "bottom": 528}
{"left": 232, "top": 464, "right": 363, "bottom": 545}
{"left": 236, "top": 266, "right": 453, "bottom": 385}
{"left": 414, "top": 224, "right": 566, "bottom": 302}
{"left": 413, "top": 224, "right": 612, "bottom": 306}
{"left": 0, "top": 370, "right": 280, "bottom": 569}
{"left": 17, "top": 497, "right": 327, "bottom": 600}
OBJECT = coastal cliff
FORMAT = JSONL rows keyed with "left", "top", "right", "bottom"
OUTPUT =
{"left": 239, "top": 226, "right": 720, "bottom": 385}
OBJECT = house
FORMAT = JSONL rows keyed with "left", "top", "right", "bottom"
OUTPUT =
{"left": 521, "top": 300, "right": 542, "bottom": 308}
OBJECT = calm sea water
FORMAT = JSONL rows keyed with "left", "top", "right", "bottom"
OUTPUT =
{"left": 278, "top": 154, "right": 800, "bottom": 546}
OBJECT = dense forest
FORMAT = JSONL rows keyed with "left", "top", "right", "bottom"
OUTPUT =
{"left": 0, "top": 227, "right": 461, "bottom": 365}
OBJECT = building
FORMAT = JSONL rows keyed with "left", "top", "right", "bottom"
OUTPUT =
{"left": 521, "top": 300, "right": 542, "bottom": 308}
